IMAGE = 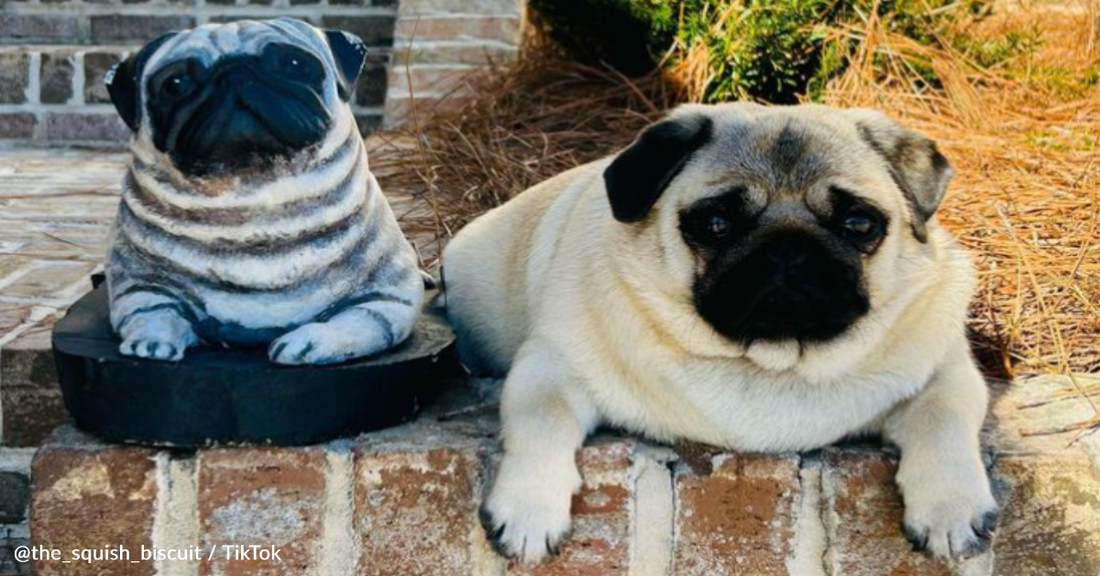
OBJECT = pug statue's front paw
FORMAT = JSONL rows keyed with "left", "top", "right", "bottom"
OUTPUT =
{"left": 117, "top": 310, "right": 198, "bottom": 362}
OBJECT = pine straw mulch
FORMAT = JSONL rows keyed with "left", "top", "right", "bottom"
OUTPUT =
{"left": 371, "top": 1, "right": 1100, "bottom": 431}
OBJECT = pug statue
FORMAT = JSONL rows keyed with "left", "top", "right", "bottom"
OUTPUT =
{"left": 104, "top": 18, "right": 424, "bottom": 365}
{"left": 444, "top": 104, "right": 997, "bottom": 563}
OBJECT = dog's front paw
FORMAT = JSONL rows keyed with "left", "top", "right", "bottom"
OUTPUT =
{"left": 480, "top": 456, "right": 581, "bottom": 564}
{"left": 118, "top": 313, "right": 197, "bottom": 362}
{"left": 900, "top": 471, "right": 998, "bottom": 561}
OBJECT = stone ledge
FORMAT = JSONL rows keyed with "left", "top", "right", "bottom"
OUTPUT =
{"left": 26, "top": 376, "right": 1100, "bottom": 576}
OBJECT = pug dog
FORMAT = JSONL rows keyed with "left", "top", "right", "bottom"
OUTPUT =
{"left": 104, "top": 18, "right": 424, "bottom": 365}
{"left": 443, "top": 103, "right": 997, "bottom": 563}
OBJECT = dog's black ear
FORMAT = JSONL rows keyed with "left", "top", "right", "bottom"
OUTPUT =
{"left": 850, "top": 110, "right": 953, "bottom": 243}
{"left": 604, "top": 113, "right": 713, "bottom": 223}
{"left": 106, "top": 32, "right": 177, "bottom": 132}
{"left": 324, "top": 30, "right": 368, "bottom": 101}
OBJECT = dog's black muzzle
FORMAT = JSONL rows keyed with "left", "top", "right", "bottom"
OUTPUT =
{"left": 147, "top": 43, "right": 333, "bottom": 176}
{"left": 694, "top": 229, "right": 870, "bottom": 344}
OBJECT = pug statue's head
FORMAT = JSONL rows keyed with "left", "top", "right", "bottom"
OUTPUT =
{"left": 604, "top": 103, "right": 954, "bottom": 350}
{"left": 106, "top": 18, "right": 367, "bottom": 176}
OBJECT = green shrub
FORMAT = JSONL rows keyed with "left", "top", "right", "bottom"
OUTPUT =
{"left": 532, "top": 0, "right": 995, "bottom": 103}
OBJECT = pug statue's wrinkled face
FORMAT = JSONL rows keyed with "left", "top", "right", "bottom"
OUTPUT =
{"left": 106, "top": 18, "right": 367, "bottom": 176}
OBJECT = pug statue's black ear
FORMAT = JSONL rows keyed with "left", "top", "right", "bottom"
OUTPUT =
{"left": 106, "top": 32, "right": 177, "bottom": 132}
{"left": 324, "top": 30, "right": 368, "bottom": 101}
{"left": 849, "top": 109, "right": 954, "bottom": 243}
{"left": 604, "top": 112, "right": 713, "bottom": 223}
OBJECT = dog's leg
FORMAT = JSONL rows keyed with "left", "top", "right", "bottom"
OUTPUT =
{"left": 884, "top": 340, "right": 997, "bottom": 561}
{"left": 481, "top": 341, "right": 599, "bottom": 564}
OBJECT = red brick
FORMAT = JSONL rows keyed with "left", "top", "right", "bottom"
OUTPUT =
{"left": 822, "top": 449, "right": 951, "bottom": 576}
{"left": 89, "top": 15, "right": 196, "bottom": 43}
{"left": 1, "top": 345, "right": 68, "bottom": 447}
{"left": 395, "top": 16, "right": 521, "bottom": 43}
{"left": 397, "top": 0, "right": 521, "bottom": 16}
{"left": 31, "top": 432, "right": 157, "bottom": 576}
{"left": 992, "top": 456, "right": 1100, "bottom": 576}
{"left": 320, "top": 16, "right": 396, "bottom": 46}
{"left": 388, "top": 66, "right": 480, "bottom": 98}
{"left": 672, "top": 447, "right": 800, "bottom": 576}
{"left": 508, "top": 439, "right": 635, "bottom": 576}
{"left": 354, "top": 444, "right": 481, "bottom": 576}
{"left": 0, "top": 52, "right": 30, "bottom": 104}
{"left": 0, "top": 112, "right": 36, "bottom": 139}
{"left": 382, "top": 94, "right": 471, "bottom": 126}
{"left": 45, "top": 113, "right": 129, "bottom": 143}
{"left": 393, "top": 43, "right": 518, "bottom": 66}
{"left": 40, "top": 51, "right": 75, "bottom": 104}
{"left": 0, "top": 15, "right": 79, "bottom": 42}
{"left": 197, "top": 448, "right": 328, "bottom": 576}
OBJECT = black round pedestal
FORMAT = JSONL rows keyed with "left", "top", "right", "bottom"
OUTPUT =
{"left": 52, "top": 283, "right": 456, "bottom": 447}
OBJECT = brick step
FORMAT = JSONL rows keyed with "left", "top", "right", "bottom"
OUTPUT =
{"left": 22, "top": 377, "right": 1100, "bottom": 576}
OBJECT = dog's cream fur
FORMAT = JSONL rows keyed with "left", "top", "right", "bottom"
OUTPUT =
{"left": 443, "top": 103, "right": 995, "bottom": 563}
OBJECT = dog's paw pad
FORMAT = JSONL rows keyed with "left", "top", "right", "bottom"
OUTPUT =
{"left": 479, "top": 500, "right": 571, "bottom": 564}
{"left": 904, "top": 504, "right": 998, "bottom": 561}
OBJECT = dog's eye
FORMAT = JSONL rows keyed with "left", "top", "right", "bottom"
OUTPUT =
{"left": 163, "top": 74, "right": 194, "bottom": 98}
{"left": 708, "top": 215, "right": 730, "bottom": 237}
{"left": 843, "top": 214, "right": 873, "bottom": 235}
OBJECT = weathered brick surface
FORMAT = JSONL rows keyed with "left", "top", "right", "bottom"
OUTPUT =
{"left": 84, "top": 51, "right": 127, "bottom": 104}
{"left": 0, "top": 113, "right": 37, "bottom": 139}
{"left": 383, "top": 95, "right": 470, "bottom": 126}
{"left": 672, "top": 446, "right": 800, "bottom": 576}
{"left": 40, "top": 52, "right": 75, "bottom": 104}
{"left": 388, "top": 66, "right": 479, "bottom": 97}
{"left": 45, "top": 112, "right": 129, "bottom": 142}
{"left": 394, "top": 43, "right": 518, "bottom": 66}
{"left": 90, "top": 15, "right": 196, "bottom": 43}
{"left": 197, "top": 448, "right": 328, "bottom": 576}
{"left": 321, "top": 16, "right": 397, "bottom": 46}
{"left": 0, "top": 15, "right": 79, "bottom": 43}
{"left": 355, "top": 442, "right": 483, "bottom": 576}
{"left": 2, "top": 262, "right": 97, "bottom": 302}
{"left": 31, "top": 429, "right": 157, "bottom": 576}
{"left": 0, "top": 471, "right": 30, "bottom": 524}
{"left": 396, "top": 16, "right": 522, "bottom": 43}
{"left": 354, "top": 113, "right": 384, "bottom": 135}
{"left": 397, "top": 0, "right": 522, "bottom": 16}
{"left": 355, "top": 52, "right": 391, "bottom": 107}
{"left": 508, "top": 439, "right": 635, "bottom": 576}
{"left": 822, "top": 449, "right": 952, "bottom": 576}
{"left": 0, "top": 52, "right": 30, "bottom": 104}
{"left": 992, "top": 456, "right": 1100, "bottom": 576}
{"left": 0, "top": 346, "right": 68, "bottom": 447}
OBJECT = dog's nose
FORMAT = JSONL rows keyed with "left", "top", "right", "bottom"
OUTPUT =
{"left": 765, "top": 242, "right": 808, "bottom": 268}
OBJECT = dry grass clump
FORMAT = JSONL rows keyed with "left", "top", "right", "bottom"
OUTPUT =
{"left": 370, "top": 33, "right": 678, "bottom": 261}
{"left": 374, "top": 1, "right": 1100, "bottom": 393}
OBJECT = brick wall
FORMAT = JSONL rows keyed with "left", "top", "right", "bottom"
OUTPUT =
{"left": 0, "top": 0, "right": 524, "bottom": 146}
{"left": 19, "top": 377, "right": 1100, "bottom": 576}
{"left": 384, "top": 0, "right": 521, "bottom": 125}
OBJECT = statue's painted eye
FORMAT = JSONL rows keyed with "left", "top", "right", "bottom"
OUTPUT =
{"left": 163, "top": 74, "right": 194, "bottom": 97}
{"left": 280, "top": 54, "right": 308, "bottom": 76}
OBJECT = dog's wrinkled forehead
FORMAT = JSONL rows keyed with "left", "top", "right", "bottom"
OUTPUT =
{"left": 702, "top": 109, "right": 869, "bottom": 196}
{"left": 143, "top": 18, "right": 336, "bottom": 79}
